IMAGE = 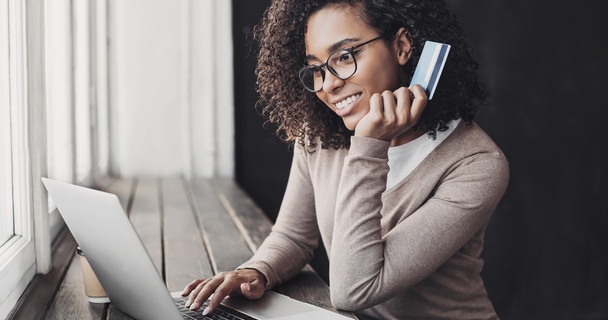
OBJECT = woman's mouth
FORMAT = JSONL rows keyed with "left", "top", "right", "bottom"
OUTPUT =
{"left": 335, "top": 93, "right": 361, "bottom": 110}
{"left": 334, "top": 93, "right": 361, "bottom": 116}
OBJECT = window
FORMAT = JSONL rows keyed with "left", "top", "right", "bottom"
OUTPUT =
{"left": 0, "top": 0, "right": 111, "bottom": 317}
{"left": 1, "top": 0, "right": 230, "bottom": 316}
{"left": 0, "top": 1, "right": 11, "bottom": 245}
{"left": 0, "top": 130, "right": 12, "bottom": 246}
{"left": 0, "top": 1, "right": 38, "bottom": 318}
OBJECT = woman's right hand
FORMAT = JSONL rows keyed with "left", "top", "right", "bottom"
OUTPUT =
{"left": 181, "top": 268, "right": 266, "bottom": 315}
{"left": 355, "top": 85, "right": 428, "bottom": 142}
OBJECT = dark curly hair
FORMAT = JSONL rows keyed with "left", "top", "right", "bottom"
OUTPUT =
{"left": 254, "top": 0, "right": 486, "bottom": 151}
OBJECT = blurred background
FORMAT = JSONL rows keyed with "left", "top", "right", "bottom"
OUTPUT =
{"left": 2, "top": 0, "right": 606, "bottom": 319}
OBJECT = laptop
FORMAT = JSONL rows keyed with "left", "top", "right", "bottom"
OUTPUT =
{"left": 42, "top": 178, "right": 352, "bottom": 320}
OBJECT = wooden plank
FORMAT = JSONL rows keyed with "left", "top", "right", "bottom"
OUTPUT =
{"left": 188, "top": 178, "right": 253, "bottom": 272}
{"left": 105, "top": 178, "right": 157, "bottom": 320}
{"left": 103, "top": 179, "right": 135, "bottom": 216}
{"left": 128, "top": 178, "right": 163, "bottom": 276}
{"left": 46, "top": 256, "right": 107, "bottom": 320}
{"left": 212, "top": 177, "right": 273, "bottom": 250}
{"left": 162, "top": 177, "right": 214, "bottom": 291}
{"left": 7, "top": 229, "right": 77, "bottom": 320}
{"left": 105, "top": 306, "right": 135, "bottom": 320}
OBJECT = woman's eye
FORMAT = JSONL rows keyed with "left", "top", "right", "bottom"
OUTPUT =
{"left": 310, "top": 65, "right": 323, "bottom": 75}
{"left": 339, "top": 52, "right": 353, "bottom": 62}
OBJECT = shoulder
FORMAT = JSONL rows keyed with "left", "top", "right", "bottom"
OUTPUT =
{"left": 415, "top": 122, "right": 509, "bottom": 209}
{"left": 423, "top": 121, "right": 509, "bottom": 182}
{"left": 450, "top": 121, "right": 506, "bottom": 157}
{"left": 438, "top": 121, "right": 509, "bottom": 186}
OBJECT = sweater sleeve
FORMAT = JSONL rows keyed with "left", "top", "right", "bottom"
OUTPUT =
{"left": 238, "top": 144, "right": 320, "bottom": 289}
{"left": 329, "top": 135, "right": 509, "bottom": 310}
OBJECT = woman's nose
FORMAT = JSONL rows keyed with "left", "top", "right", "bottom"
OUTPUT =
{"left": 322, "top": 70, "right": 345, "bottom": 93}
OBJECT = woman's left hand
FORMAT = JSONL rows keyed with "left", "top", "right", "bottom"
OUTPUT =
{"left": 354, "top": 85, "right": 428, "bottom": 142}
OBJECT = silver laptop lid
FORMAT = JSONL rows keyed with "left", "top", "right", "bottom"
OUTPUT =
{"left": 42, "top": 178, "right": 182, "bottom": 320}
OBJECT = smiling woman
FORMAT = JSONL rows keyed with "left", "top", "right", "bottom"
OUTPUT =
{"left": 181, "top": 1, "right": 509, "bottom": 319}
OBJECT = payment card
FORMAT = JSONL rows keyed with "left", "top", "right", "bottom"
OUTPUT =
{"left": 409, "top": 41, "right": 451, "bottom": 100}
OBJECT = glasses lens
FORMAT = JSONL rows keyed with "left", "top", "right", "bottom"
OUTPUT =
{"left": 298, "top": 49, "right": 357, "bottom": 92}
{"left": 299, "top": 65, "right": 325, "bottom": 92}
{"left": 328, "top": 49, "right": 356, "bottom": 79}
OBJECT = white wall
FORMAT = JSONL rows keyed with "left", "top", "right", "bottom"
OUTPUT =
{"left": 109, "top": 0, "right": 234, "bottom": 178}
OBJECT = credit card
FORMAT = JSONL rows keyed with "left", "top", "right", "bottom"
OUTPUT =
{"left": 409, "top": 41, "right": 451, "bottom": 100}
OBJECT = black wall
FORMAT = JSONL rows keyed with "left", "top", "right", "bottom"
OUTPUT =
{"left": 232, "top": 1, "right": 608, "bottom": 319}
{"left": 232, "top": 0, "right": 291, "bottom": 222}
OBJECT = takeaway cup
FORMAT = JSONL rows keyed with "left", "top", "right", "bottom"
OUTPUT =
{"left": 76, "top": 246, "right": 110, "bottom": 303}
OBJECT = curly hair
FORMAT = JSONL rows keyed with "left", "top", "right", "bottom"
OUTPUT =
{"left": 254, "top": 0, "right": 486, "bottom": 151}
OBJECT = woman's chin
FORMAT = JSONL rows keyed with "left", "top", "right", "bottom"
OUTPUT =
{"left": 342, "top": 117, "right": 358, "bottom": 131}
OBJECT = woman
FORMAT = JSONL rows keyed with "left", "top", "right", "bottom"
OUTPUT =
{"left": 183, "top": 1, "right": 509, "bottom": 319}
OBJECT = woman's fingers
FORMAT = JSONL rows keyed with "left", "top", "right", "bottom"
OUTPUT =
{"left": 181, "top": 278, "right": 203, "bottom": 296}
{"left": 240, "top": 277, "right": 265, "bottom": 299}
{"left": 204, "top": 278, "right": 234, "bottom": 315}
{"left": 183, "top": 269, "right": 267, "bottom": 314}
{"left": 356, "top": 86, "right": 428, "bottom": 141}
{"left": 407, "top": 84, "right": 428, "bottom": 122}
{"left": 187, "top": 277, "right": 219, "bottom": 309}
{"left": 381, "top": 90, "right": 397, "bottom": 124}
{"left": 182, "top": 278, "right": 212, "bottom": 307}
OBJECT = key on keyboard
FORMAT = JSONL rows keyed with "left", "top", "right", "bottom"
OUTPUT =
{"left": 173, "top": 296, "right": 256, "bottom": 320}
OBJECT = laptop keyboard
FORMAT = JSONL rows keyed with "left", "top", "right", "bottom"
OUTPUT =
{"left": 173, "top": 296, "right": 257, "bottom": 320}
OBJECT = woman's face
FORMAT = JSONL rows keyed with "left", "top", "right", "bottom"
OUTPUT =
{"left": 304, "top": 5, "right": 408, "bottom": 130}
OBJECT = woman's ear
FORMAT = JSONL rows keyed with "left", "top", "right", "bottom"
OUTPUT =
{"left": 394, "top": 27, "right": 412, "bottom": 66}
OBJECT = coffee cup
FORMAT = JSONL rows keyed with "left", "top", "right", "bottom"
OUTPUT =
{"left": 76, "top": 246, "right": 110, "bottom": 303}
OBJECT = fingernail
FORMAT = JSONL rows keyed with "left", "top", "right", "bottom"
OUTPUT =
{"left": 244, "top": 283, "right": 251, "bottom": 291}
{"left": 189, "top": 302, "right": 198, "bottom": 310}
{"left": 202, "top": 307, "right": 210, "bottom": 316}
{"left": 185, "top": 299, "right": 191, "bottom": 308}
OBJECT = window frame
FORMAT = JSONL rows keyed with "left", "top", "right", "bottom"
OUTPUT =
{"left": 0, "top": 0, "right": 13, "bottom": 247}
{"left": 0, "top": 1, "right": 38, "bottom": 318}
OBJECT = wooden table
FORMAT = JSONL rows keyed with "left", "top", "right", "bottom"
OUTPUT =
{"left": 8, "top": 177, "right": 356, "bottom": 319}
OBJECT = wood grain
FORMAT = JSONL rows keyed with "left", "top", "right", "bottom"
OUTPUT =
{"left": 162, "top": 177, "right": 214, "bottom": 291}
{"left": 104, "top": 179, "right": 134, "bottom": 216}
{"left": 128, "top": 178, "right": 163, "bottom": 275}
{"left": 212, "top": 177, "right": 273, "bottom": 250}
{"left": 7, "top": 230, "right": 77, "bottom": 320}
{"left": 188, "top": 178, "right": 253, "bottom": 272}
{"left": 46, "top": 257, "right": 107, "bottom": 320}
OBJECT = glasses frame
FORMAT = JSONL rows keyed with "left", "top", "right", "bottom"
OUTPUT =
{"left": 298, "top": 36, "right": 383, "bottom": 92}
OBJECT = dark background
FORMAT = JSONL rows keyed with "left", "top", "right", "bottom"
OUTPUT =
{"left": 232, "top": 1, "right": 608, "bottom": 319}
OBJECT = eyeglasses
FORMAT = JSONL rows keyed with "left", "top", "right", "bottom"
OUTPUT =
{"left": 298, "top": 36, "right": 383, "bottom": 92}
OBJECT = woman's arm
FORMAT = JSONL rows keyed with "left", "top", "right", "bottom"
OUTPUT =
{"left": 329, "top": 135, "right": 509, "bottom": 310}
{"left": 183, "top": 143, "right": 321, "bottom": 314}
{"left": 238, "top": 143, "right": 320, "bottom": 288}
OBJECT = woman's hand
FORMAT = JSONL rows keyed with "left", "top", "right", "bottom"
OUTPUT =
{"left": 181, "top": 269, "right": 266, "bottom": 315}
{"left": 355, "top": 85, "right": 428, "bottom": 142}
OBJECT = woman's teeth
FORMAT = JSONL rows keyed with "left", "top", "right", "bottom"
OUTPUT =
{"left": 335, "top": 94, "right": 361, "bottom": 110}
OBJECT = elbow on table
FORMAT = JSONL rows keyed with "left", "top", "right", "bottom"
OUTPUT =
{"left": 330, "top": 289, "right": 375, "bottom": 311}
